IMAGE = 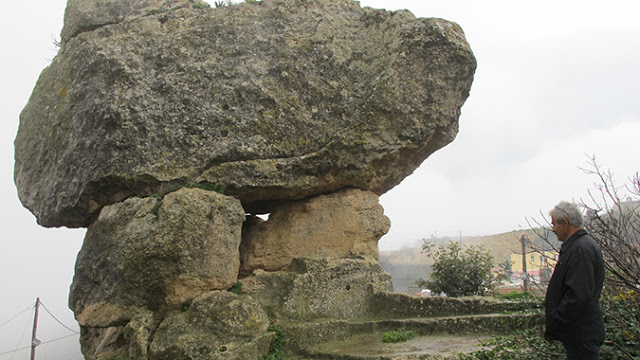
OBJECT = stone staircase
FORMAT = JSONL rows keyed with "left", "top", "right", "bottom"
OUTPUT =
{"left": 279, "top": 293, "right": 543, "bottom": 359}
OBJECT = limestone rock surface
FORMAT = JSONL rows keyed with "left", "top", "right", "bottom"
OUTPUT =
{"left": 149, "top": 291, "right": 272, "bottom": 360}
{"left": 15, "top": 0, "right": 476, "bottom": 227}
{"left": 242, "top": 257, "right": 393, "bottom": 320}
{"left": 61, "top": 0, "right": 209, "bottom": 43}
{"left": 240, "top": 188, "right": 389, "bottom": 273}
{"left": 78, "top": 293, "right": 271, "bottom": 360}
{"left": 69, "top": 188, "right": 245, "bottom": 327}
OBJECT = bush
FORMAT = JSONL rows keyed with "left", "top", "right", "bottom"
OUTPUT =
{"left": 601, "top": 290, "right": 640, "bottom": 359}
{"left": 418, "top": 241, "right": 493, "bottom": 297}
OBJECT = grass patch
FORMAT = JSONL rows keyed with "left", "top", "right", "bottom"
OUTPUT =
{"left": 190, "top": 181, "right": 226, "bottom": 194}
{"left": 494, "top": 290, "right": 539, "bottom": 301}
{"left": 229, "top": 281, "right": 243, "bottom": 295}
{"left": 382, "top": 329, "right": 416, "bottom": 343}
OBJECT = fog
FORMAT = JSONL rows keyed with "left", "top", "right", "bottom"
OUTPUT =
{"left": 2, "top": 0, "right": 639, "bottom": 357}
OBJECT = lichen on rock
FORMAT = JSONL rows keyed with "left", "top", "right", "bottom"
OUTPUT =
{"left": 69, "top": 187, "right": 245, "bottom": 326}
{"left": 240, "top": 188, "right": 390, "bottom": 274}
{"left": 14, "top": 0, "right": 477, "bottom": 358}
{"left": 15, "top": 0, "right": 475, "bottom": 228}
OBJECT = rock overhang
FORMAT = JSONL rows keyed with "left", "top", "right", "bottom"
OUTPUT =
{"left": 14, "top": 0, "right": 476, "bottom": 227}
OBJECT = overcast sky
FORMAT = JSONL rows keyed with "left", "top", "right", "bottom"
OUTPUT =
{"left": 1, "top": 0, "right": 639, "bottom": 358}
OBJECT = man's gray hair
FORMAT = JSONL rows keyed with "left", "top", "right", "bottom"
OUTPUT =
{"left": 550, "top": 201, "right": 584, "bottom": 227}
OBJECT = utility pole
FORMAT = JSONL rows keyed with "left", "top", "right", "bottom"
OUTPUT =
{"left": 520, "top": 235, "right": 528, "bottom": 293}
{"left": 31, "top": 297, "right": 41, "bottom": 360}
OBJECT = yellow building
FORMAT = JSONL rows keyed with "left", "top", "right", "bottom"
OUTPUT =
{"left": 511, "top": 251, "right": 558, "bottom": 271}
{"left": 510, "top": 251, "right": 558, "bottom": 284}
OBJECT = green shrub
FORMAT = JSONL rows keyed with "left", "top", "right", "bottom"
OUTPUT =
{"left": 418, "top": 241, "right": 493, "bottom": 297}
{"left": 601, "top": 290, "right": 640, "bottom": 359}
{"left": 261, "top": 323, "right": 285, "bottom": 360}
{"left": 382, "top": 329, "right": 416, "bottom": 343}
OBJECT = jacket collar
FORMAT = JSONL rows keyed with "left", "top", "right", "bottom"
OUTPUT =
{"left": 560, "top": 228, "right": 588, "bottom": 251}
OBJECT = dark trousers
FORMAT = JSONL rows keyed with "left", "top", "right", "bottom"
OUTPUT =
{"left": 562, "top": 339, "right": 602, "bottom": 360}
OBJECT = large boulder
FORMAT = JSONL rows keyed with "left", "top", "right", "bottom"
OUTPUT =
{"left": 240, "top": 188, "right": 389, "bottom": 274}
{"left": 14, "top": 0, "right": 476, "bottom": 228}
{"left": 69, "top": 187, "right": 245, "bottom": 327}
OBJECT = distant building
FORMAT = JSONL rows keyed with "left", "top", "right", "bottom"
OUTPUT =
{"left": 510, "top": 251, "right": 558, "bottom": 285}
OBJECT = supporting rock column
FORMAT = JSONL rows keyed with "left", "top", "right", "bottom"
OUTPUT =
{"left": 240, "top": 188, "right": 390, "bottom": 274}
{"left": 69, "top": 188, "right": 272, "bottom": 359}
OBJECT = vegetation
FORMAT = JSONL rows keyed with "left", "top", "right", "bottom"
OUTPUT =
{"left": 416, "top": 241, "right": 493, "bottom": 297}
{"left": 229, "top": 281, "right": 243, "bottom": 295}
{"left": 382, "top": 329, "right": 416, "bottom": 343}
{"left": 601, "top": 290, "right": 640, "bottom": 359}
{"left": 189, "top": 181, "right": 226, "bottom": 194}
{"left": 494, "top": 290, "right": 538, "bottom": 302}
{"left": 580, "top": 156, "right": 640, "bottom": 293}
{"left": 261, "top": 323, "right": 285, "bottom": 360}
{"left": 456, "top": 327, "right": 565, "bottom": 360}
{"left": 494, "top": 257, "right": 514, "bottom": 282}
{"left": 456, "top": 291, "right": 640, "bottom": 359}
{"left": 462, "top": 158, "right": 640, "bottom": 359}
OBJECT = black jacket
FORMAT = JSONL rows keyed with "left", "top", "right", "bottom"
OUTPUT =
{"left": 545, "top": 229, "right": 605, "bottom": 342}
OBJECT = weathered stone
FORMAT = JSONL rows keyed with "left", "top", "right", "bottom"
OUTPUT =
{"left": 15, "top": 0, "right": 476, "bottom": 228}
{"left": 240, "top": 188, "right": 389, "bottom": 273}
{"left": 124, "top": 311, "right": 155, "bottom": 360}
{"left": 148, "top": 291, "right": 272, "bottom": 360}
{"left": 61, "top": 0, "right": 209, "bottom": 43}
{"left": 69, "top": 188, "right": 245, "bottom": 326}
{"left": 242, "top": 256, "right": 393, "bottom": 320}
{"left": 78, "top": 326, "right": 127, "bottom": 360}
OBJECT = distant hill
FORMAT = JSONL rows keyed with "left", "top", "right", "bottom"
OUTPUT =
{"left": 466, "top": 228, "right": 559, "bottom": 264}
{"left": 379, "top": 228, "right": 559, "bottom": 293}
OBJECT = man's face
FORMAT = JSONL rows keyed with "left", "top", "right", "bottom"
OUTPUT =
{"left": 551, "top": 218, "right": 569, "bottom": 242}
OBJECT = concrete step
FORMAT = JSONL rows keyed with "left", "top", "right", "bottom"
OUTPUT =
{"left": 301, "top": 333, "right": 490, "bottom": 359}
{"left": 283, "top": 312, "right": 543, "bottom": 359}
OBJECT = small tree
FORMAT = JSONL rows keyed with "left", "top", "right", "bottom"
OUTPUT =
{"left": 418, "top": 241, "right": 494, "bottom": 297}
{"left": 495, "top": 257, "right": 514, "bottom": 282}
{"left": 580, "top": 156, "right": 640, "bottom": 293}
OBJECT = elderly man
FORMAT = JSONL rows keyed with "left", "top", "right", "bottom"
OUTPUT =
{"left": 545, "top": 201, "right": 605, "bottom": 360}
